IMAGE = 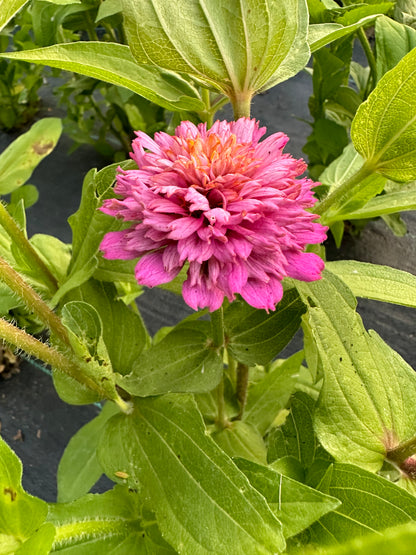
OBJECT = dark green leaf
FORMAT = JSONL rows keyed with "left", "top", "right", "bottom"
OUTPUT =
{"left": 98, "top": 394, "right": 285, "bottom": 554}
{"left": 225, "top": 289, "right": 306, "bottom": 366}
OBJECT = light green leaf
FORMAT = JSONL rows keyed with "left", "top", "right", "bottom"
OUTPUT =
{"left": 95, "top": 0, "right": 121, "bottom": 21}
{"left": 57, "top": 403, "right": 119, "bottom": 503}
{"left": 243, "top": 352, "right": 303, "bottom": 435}
{"left": 15, "top": 524, "right": 55, "bottom": 555}
{"left": 308, "top": 15, "right": 383, "bottom": 52}
{"left": 267, "top": 391, "right": 318, "bottom": 469}
{"left": 0, "top": 118, "right": 62, "bottom": 195}
{"left": 122, "top": 0, "right": 310, "bottom": 99}
{"left": 298, "top": 272, "right": 416, "bottom": 472}
{"left": 49, "top": 485, "right": 175, "bottom": 554}
{"left": 98, "top": 394, "right": 285, "bottom": 554}
{"left": 326, "top": 260, "right": 416, "bottom": 307}
{"left": 375, "top": 16, "right": 416, "bottom": 80}
{"left": 337, "top": 188, "right": 416, "bottom": 219}
{"left": 2, "top": 42, "right": 205, "bottom": 112}
{"left": 118, "top": 322, "right": 223, "bottom": 396}
{"left": 0, "top": 436, "right": 55, "bottom": 553}
{"left": 235, "top": 458, "right": 340, "bottom": 539}
{"left": 66, "top": 279, "right": 148, "bottom": 375}
{"left": 351, "top": 47, "right": 416, "bottom": 181}
{"left": 310, "top": 463, "right": 416, "bottom": 544}
{"left": 225, "top": 288, "right": 306, "bottom": 366}
{"left": 0, "top": 0, "right": 29, "bottom": 32}
{"left": 309, "top": 521, "right": 416, "bottom": 555}
{"left": 52, "top": 256, "right": 98, "bottom": 306}
{"left": 212, "top": 421, "right": 267, "bottom": 464}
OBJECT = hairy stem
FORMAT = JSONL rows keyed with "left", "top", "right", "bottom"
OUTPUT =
{"left": 388, "top": 436, "right": 416, "bottom": 466}
{"left": 0, "top": 256, "right": 70, "bottom": 347}
{"left": 0, "top": 202, "right": 58, "bottom": 293}
{"left": 230, "top": 91, "right": 252, "bottom": 119}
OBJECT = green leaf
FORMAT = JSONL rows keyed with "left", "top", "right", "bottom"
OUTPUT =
{"left": 351, "top": 47, "right": 416, "bottom": 181}
{"left": 0, "top": 436, "right": 55, "bottom": 553}
{"left": 212, "top": 421, "right": 268, "bottom": 465}
{"left": 335, "top": 3, "right": 393, "bottom": 26}
{"left": 309, "top": 521, "right": 416, "bottom": 555}
{"left": 64, "top": 279, "right": 148, "bottom": 375}
{"left": 30, "top": 234, "right": 71, "bottom": 285}
{"left": 225, "top": 289, "right": 306, "bottom": 366}
{"left": 0, "top": 118, "right": 62, "bottom": 195}
{"left": 297, "top": 272, "right": 416, "bottom": 472}
{"left": 309, "top": 463, "right": 416, "bottom": 544}
{"left": 375, "top": 15, "right": 416, "bottom": 80}
{"left": 267, "top": 391, "right": 318, "bottom": 469}
{"left": 122, "top": 0, "right": 310, "bottom": 98}
{"left": 243, "top": 352, "right": 303, "bottom": 435}
{"left": 98, "top": 394, "right": 286, "bottom": 554}
{"left": 0, "top": 0, "right": 29, "bottom": 32}
{"left": 117, "top": 322, "right": 223, "bottom": 396}
{"left": 326, "top": 260, "right": 416, "bottom": 308}
{"left": 15, "top": 524, "right": 55, "bottom": 555}
{"left": 2, "top": 42, "right": 205, "bottom": 112}
{"left": 57, "top": 403, "right": 119, "bottom": 503}
{"left": 336, "top": 188, "right": 416, "bottom": 219}
{"left": 49, "top": 485, "right": 175, "bottom": 554}
{"left": 235, "top": 458, "right": 340, "bottom": 539}
{"left": 308, "top": 15, "right": 383, "bottom": 52}
{"left": 95, "top": 0, "right": 122, "bottom": 21}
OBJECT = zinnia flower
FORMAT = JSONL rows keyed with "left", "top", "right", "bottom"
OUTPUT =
{"left": 100, "top": 118, "right": 327, "bottom": 312}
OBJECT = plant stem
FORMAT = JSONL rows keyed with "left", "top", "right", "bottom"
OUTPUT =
{"left": 215, "top": 378, "right": 228, "bottom": 429}
{"left": 227, "top": 349, "right": 237, "bottom": 385}
{"left": 357, "top": 28, "right": 377, "bottom": 97}
{"left": 230, "top": 91, "right": 252, "bottom": 119}
{"left": 388, "top": 436, "right": 416, "bottom": 466}
{"left": 0, "top": 256, "right": 70, "bottom": 347}
{"left": 235, "top": 363, "right": 249, "bottom": 420}
{"left": 210, "top": 305, "right": 225, "bottom": 350}
{"left": 0, "top": 202, "right": 58, "bottom": 293}
{"left": 314, "top": 161, "right": 375, "bottom": 222}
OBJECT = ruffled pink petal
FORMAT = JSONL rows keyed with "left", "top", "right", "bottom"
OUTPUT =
{"left": 100, "top": 231, "right": 137, "bottom": 260}
{"left": 135, "top": 252, "right": 181, "bottom": 287}
{"left": 182, "top": 277, "right": 224, "bottom": 312}
{"left": 284, "top": 251, "right": 325, "bottom": 282}
{"left": 240, "top": 277, "right": 283, "bottom": 311}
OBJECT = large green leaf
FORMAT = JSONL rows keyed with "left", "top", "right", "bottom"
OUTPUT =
{"left": 0, "top": 118, "right": 62, "bottom": 195}
{"left": 0, "top": 0, "right": 28, "bottom": 31}
{"left": 122, "top": 0, "right": 310, "bottom": 99}
{"left": 225, "top": 289, "right": 306, "bottom": 366}
{"left": 0, "top": 436, "right": 55, "bottom": 554}
{"left": 310, "top": 463, "right": 416, "bottom": 544}
{"left": 351, "top": 47, "right": 416, "bottom": 182}
{"left": 243, "top": 352, "right": 303, "bottom": 435}
{"left": 98, "top": 394, "right": 285, "bottom": 554}
{"left": 212, "top": 420, "right": 268, "bottom": 464}
{"left": 375, "top": 15, "right": 416, "bottom": 80}
{"left": 235, "top": 458, "right": 340, "bottom": 539}
{"left": 2, "top": 42, "right": 205, "bottom": 112}
{"left": 297, "top": 273, "right": 416, "bottom": 472}
{"left": 117, "top": 322, "right": 223, "bottom": 396}
{"left": 57, "top": 403, "right": 119, "bottom": 503}
{"left": 48, "top": 486, "right": 175, "bottom": 554}
{"left": 326, "top": 260, "right": 416, "bottom": 308}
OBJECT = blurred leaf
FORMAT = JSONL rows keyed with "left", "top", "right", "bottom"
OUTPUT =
{"left": 351, "top": 47, "right": 416, "bottom": 181}
{"left": 0, "top": 118, "right": 62, "bottom": 195}
{"left": 375, "top": 15, "right": 416, "bottom": 80}
{"left": 309, "top": 463, "right": 416, "bottom": 544}
{"left": 308, "top": 15, "right": 383, "bottom": 52}
{"left": 57, "top": 403, "right": 119, "bottom": 503}
{"left": 326, "top": 260, "right": 416, "bottom": 308}
{"left": 96, "top": 0, "right": 122, "bottom": 21}
{"left": 2, "top": 42, "right": 205, "bottom": 112}
{"left": 225, "top": 289, "right": 306, "bottom": 366}
{"left": 243, "top": 352, "right": 303, "bottom": 435}
{"left": 122, "top": 0, "right": 310, "bottom": 99}
{"left": 118, "top": 322, "right": 223, "bottom": 396}
{"left": 235, "top": 458, "right": 340, "bottom": 539}
{"left": 98, "top": 394, "right": 285, "bottom": 554}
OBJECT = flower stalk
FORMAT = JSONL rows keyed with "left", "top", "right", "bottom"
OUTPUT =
{"left": 0, "top": 255, "right": 70, "bottom": 347}
{"left": 0, "top": 202, "right": 58, "bottom": 293}
{"left": 230, "top": 91, "right": 252, "bottom": 119}
{"left": 235, "top": 362, "right": 249, "bottom": 420}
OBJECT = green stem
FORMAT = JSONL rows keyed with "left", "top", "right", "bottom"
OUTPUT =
{"left": 215, "top": 378, "right": 228, "bottom": 429}
{"left": 235, "top": 363, "right": 249, "bottom": 420}
{"left": 314, "top": 161, "right": 375, "bottom": 222}
{"left": 357, "top": 28, "right": 377, "bottom": 97}
{"left": 388, "top": 436, "right": 416, "bottom": 466}
{"left": 53, "top": 517, "right": 138, "bottom": 550}
{"left": 227, "top": 349, "right": 237, "bottom": 386}
{"left": 0, "top": 203, "right": 58, "bottom": 293}
{"left": 0, "top": 256, "right": 70, "bottom": 347}
{"left": 230, "top": 91, "right": 252, "bottom": 119}
{"left": 210, "top": 305, "right": 225, "bottom": 350}
{"left": 85, "top": 13, "right": 99, "bottom": 41}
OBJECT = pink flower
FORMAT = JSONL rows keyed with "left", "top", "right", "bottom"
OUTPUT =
{"left": 100, "top": 118, "right": 327, "bottom": 312}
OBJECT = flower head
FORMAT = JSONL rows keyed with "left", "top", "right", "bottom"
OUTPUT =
{"left": 100, "top": 118, "right": 327, "bottom": 311}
